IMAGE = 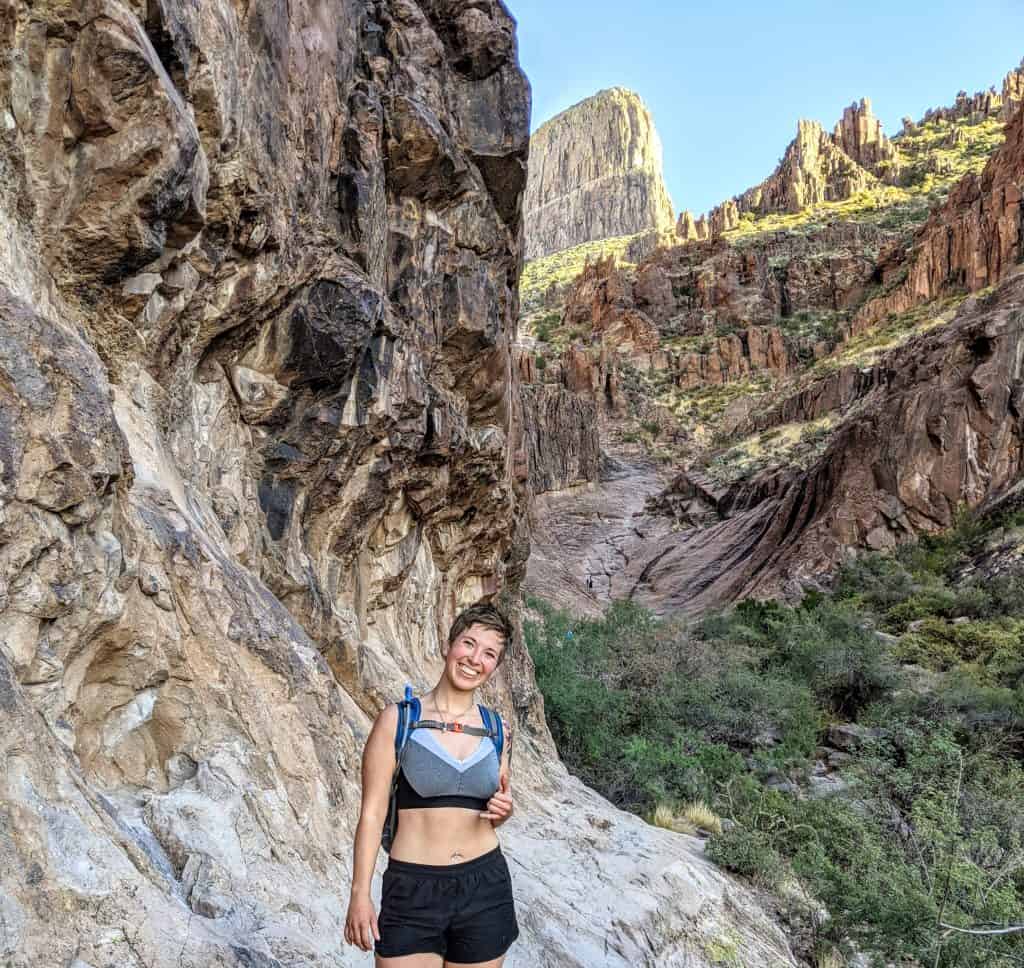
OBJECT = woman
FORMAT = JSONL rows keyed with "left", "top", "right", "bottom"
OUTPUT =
{"left": 345, "top": 602, "right": 519, "bottom": 967}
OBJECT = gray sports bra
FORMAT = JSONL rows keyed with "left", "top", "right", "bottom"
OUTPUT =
{"left": 396, "top": 728, "right": 500, "bottom": 811}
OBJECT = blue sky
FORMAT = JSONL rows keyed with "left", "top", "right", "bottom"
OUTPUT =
{"left": 507, "top": 0, "right": 1024, "bottom": 216}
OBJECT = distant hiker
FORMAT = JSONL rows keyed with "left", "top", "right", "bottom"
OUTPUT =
{"left": 345, "top": 602, "right": 519, "bottom": 966}
{"left": 587, "top": 575, "right": 594, "bottom": 591}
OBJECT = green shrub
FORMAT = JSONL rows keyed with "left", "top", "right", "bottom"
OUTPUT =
{"left": 884, "top": 586, "right": 958, "bottom": 629}
{"left": 706, "top": 825, "right": 786, "bottom": 887}
{"left": 528, "top": 501, "right": 1024, "bottom": 966}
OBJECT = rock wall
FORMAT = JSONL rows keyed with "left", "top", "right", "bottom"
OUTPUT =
{"left": 519, "top": 383, "right": 601, "bottom": 493}
{"left": 623, "top": 107, "right": 1024, "bottom": 612}
{"left": 625, "top": 276, "right": 1024, "bottom": 614}
{"left": 523, "top": 87, "right": 675, "bottom": 260}
{"left": 560, "top": 222, "right": 885, "bottom": 369}
{"left": 852, "top": 101, "right": 1024, "bottom": 334}
{"left": 0, "top": 2, "right": 799, "bottom": 966}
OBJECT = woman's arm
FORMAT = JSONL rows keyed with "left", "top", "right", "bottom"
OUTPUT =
{"left": 344, "top": 703, "right": 397, "bottom": 951}
{"left": 481, "top": 715, "right": 514, "bottom": 828}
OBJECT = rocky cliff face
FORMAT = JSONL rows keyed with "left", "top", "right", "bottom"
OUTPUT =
{"left": 832, "top": 98, "right": 901, "bottom": 178}
{"left": 523, "top": 87, "right": 675, "bottom": 260}
{"left": 519, "top": 383, "right": 601, "bottom": 493}
{"left": 628, "top": 273, "right": 1024, "bottom": 612}
{"left": 853, "top": 99, "right": 1024, "bottom": 333}
{"left": 738, "top": 119, "right": 879, "bottom": 215}
{"left": 560, "top": 222, "right": 885, "bottom": 360}
{"left": 525, "top": 71, "right": 1023, "bottom": 621}
{"left": 0, "top": 2, "right": 800, "bottom": 966}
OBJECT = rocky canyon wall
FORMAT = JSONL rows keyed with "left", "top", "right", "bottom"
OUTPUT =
{"left": 522, "top": 87, "right": 675, "bottom": 260}
{"left": 852, "top": 99, "right": 1024, "bottom": 333}
{"left": 0, "top": 2, "right": 799, "bottom": 966}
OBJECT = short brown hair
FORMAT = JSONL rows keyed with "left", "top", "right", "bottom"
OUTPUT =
{"left": 447, "top": 602, "right": 513, "bottom": 665}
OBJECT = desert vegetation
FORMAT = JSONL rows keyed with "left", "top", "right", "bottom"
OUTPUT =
{"left": 528, "top": 502, "right": 1024, "bottom": 967}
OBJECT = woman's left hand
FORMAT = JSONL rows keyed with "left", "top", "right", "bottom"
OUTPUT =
{"left": 480, "top": 773, "right": 513, "bottom": 827}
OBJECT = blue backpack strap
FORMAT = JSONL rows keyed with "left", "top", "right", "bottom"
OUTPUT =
{"left": 394, "top": 701, "right": 410, "bottom": 757}
{"left": 394, "top": 687, "right": 421, "bottom": 759}
{"left": 478, "top": 704, "right": 504, "bottom": 762}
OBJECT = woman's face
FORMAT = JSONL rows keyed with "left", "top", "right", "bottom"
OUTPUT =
{"left": 444, "top": 623, "right": 504, "bottom": 692}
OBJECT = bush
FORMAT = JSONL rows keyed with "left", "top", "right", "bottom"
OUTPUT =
{"left": 528, "top": 498, "right": 1024, "bottom": 967}
{"left": 706, "top": 825, "right": 786, "bottom": 888}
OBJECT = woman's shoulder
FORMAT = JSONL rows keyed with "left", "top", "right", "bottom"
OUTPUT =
{"left": 372, "top": 702, "right": 401, "bottom": 736}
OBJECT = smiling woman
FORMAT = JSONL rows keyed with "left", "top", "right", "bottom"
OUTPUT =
{"left": 345, "top": 603, "right": 519, "bottom": 968}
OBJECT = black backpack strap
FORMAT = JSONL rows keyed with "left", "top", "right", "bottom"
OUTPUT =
{"left": 383, "top": 689, "right": 419, "bottom": 854}
{"left": 412, "top": 718, "right": 493, "bottom": 737}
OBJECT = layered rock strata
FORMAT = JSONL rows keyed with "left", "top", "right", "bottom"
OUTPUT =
{"left": 517, "top": 341, "right": 624, "bottom": 410}
{"left": 623, "top": 105, "right": 1024, "bottom": 611}
{"left": 519, "top": 383, "right": 601, "bottom": 493}
{"left": 561, "top": 222, "right": 886, "bottom": 364}
{"left": 523, "top": 87, "right": 675, "bottom": 260}
{"left": 0, "top": 1, "right": 800, "bottom": 965}
{"left": 539, "top": 93, "right": 1024, "bottom": 617}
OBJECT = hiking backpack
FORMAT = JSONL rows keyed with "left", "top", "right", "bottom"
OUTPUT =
{"left": 381, "top": 684, "right": 505, "bottom": 853}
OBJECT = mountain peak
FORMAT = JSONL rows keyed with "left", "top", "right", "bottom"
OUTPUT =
{"left": 524, "top": 88, "right": 675, "bottom": 260}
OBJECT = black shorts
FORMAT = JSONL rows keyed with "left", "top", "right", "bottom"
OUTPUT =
{"left": 375, "top": 846, "right": 519, "bottom": 962}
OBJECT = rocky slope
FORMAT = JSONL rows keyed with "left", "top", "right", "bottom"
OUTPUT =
{"left": 677, "top": 99, "right": 895, "bottom": 241}
{"left": 918, "top": 57, "right": 1024, "bottom": 125}
{"left": 523, "top": 87, "right": 675, "bottom": 260}
{"left": 631, "top": 271, "right": 1024, "bottom": 613}
{"left": 0, "top": 2, "right": 801, "bottom": 966}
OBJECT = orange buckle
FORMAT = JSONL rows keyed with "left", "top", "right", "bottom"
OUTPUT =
{"left": 451, "top": 722, "right": 463, "bottom": 732}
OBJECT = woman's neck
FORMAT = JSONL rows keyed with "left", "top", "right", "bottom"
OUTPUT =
{"left": 429, "top": 677, "right": 475, "bottom": 715}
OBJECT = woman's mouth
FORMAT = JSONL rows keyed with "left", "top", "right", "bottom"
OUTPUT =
{"left": 457, "top": 663, "right": 480, "bottom": 680}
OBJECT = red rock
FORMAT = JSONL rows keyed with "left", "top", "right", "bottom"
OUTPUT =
{"left": 852, "top": 102, "right": 1024, "bottom": 334}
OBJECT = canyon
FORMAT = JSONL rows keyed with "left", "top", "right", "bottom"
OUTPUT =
{"left": 522, "top": 60, "right": 1024, "bottom": 618}
{"left": 2, "top": 0, "right": 1021, "bottom": 962}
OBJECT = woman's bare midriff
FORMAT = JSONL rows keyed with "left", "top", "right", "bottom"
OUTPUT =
{"left": 391, "top": 806, "right": 499, "bottom": 865}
